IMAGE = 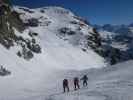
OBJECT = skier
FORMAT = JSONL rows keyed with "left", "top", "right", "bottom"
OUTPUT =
{"left": 81, "top": 75, "right": 88, "bottom": 87}
{"left": 73, "top": 77, "right": 80, "bottom": 90}
{"left": 63, "top": 79, "right": 69, "bottom": 93}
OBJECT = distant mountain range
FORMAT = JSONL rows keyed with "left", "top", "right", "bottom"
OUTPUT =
{"left": 93, "top": 23, "right": 133, "bottom": 64}
{"left": 94, "top": 23, "right": 133, "bottom": 36}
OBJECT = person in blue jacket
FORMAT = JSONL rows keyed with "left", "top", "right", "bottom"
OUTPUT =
{"left": 81, "top": 75, "right": 88, "bottom": 87}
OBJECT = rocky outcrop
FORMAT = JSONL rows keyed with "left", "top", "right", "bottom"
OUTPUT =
{"left": 0, "top": 2, "right": 41, "bottom": 60}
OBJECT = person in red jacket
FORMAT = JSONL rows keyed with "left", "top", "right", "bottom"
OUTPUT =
{"left": 73, "top": 77, "right": 80, "bottom": 90}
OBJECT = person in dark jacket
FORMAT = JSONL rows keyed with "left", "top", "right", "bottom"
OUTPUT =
{"left": 73, "top": 77, "right": 80, "bottom": 90}
{"left": 63, "top": 79, "right": 69, "bottom": 92}
{"left": 81, "top": 75, "right": 88, "bottom": 87}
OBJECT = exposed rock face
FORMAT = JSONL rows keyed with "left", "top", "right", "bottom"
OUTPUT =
{"left": 94, "top": 24, "right": 133, "bottom": 65}
{"left": 0, "top": 2, "right": 41, "bottom": 60}
{"left": 0, "top": 4, "right": 15, "bottom": 49}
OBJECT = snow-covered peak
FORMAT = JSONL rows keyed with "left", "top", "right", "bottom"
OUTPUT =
{"left": 0, "top": 5, "right": 114, "bottom": 100}
{"left": 1, "top": 4, "right": 133, "bottom": 100}
{"left": 38, "top": 6, "right": 74, "bottom": 16}
{"left": 99, "top": 30, "right": 115, "bottom": 40}
{"left": 14, "top": 6, "right": 92, "bottom": 30}
{"left": 0, "top": 6, "right": 106, "bottom": 71}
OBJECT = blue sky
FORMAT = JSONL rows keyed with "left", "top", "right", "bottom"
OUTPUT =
{"left": 12, "top": 0, "right": 133, "bottom": 25}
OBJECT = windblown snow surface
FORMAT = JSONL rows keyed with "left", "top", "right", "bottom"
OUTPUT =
{"left": 0, "top": 6, "right": 132, "bottom": 100}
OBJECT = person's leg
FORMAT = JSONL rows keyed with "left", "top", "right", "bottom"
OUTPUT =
{"left": 83, "top": 81, "right": 85, "bottom": 87}
{"left": 85, "top": 81, "right": 88, "bottom": 86}
{"left": 67, "top": 86, "right": 69, "bottom": 92}
{"left": 77, "top": 83, "right": 80, "bottom": 89}
{"left": 63, "top": 86, "right": 66, "bottom": 92}
{"left": 74, "top": 83, "right": 77, "bottom": 90}
{"left": 76, "top": 84, "right": 77, "bottom": 89}
{"left": 84, "top": 81, "right": 87, "bottom": 86}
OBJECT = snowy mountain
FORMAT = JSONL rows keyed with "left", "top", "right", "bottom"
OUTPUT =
{"left": 15, "top": 6, "right": 131, "bottom": 65}
{"left": 0, "top": 5, "right": 106, "bottom": 69}
{"left": 0, "top": 4, "right": 108, "bottom": 99}
{"left": 94, "top": 24, "right": 133, "bottom": 64}
{"left": 0, "top": 2, "right": 133, "bottom": 100}
{"left": 1, "top": 2, "right": 129, "bottom": 71}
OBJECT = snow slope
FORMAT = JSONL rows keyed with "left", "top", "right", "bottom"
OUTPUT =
{"left": 0, "top": 6, "right": 133, "bottom": 99}
{"left": 0, "top": 6, "right": 106, "bottom": 99}
{"left": 44, "top": 61, "right": 133, "bottom": 100}
{"left": 13, "top": 6, "right": 105, "bottom": 70}
{"left": 8, "top": 60, "right": 133, "bottom": 100}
